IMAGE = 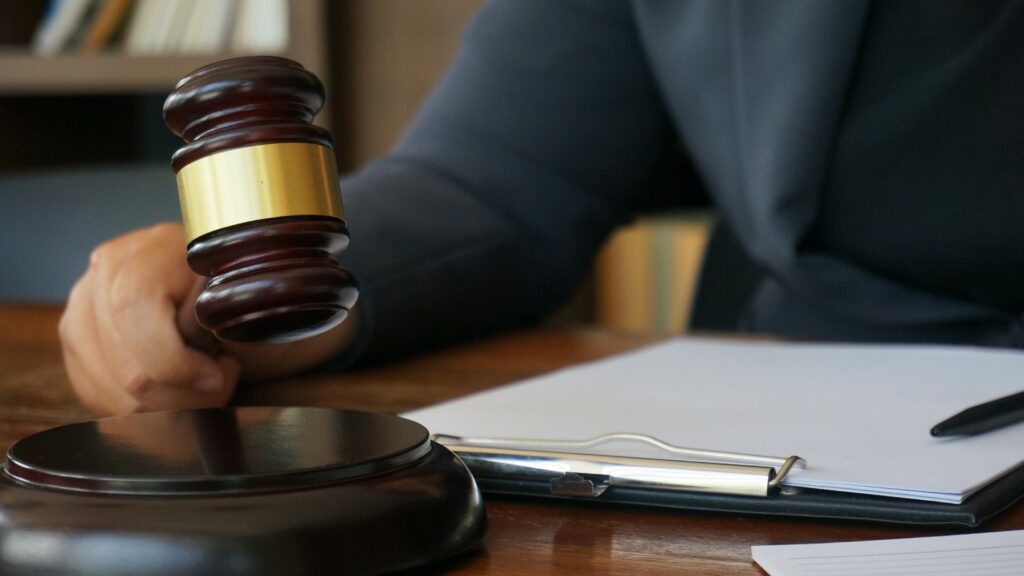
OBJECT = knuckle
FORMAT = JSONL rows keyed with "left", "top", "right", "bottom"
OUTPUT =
{"left": 88, "top": 242, "right": 117, "bottom": 269}
{"left": 104, "top": 394, "right": 142, "bottom": 416}
{"left": 122, "top": 368, "right": 156, "bottom": 397}
{"left": 108, "top": 268, "right": 147, "bottom": 311}
{"left": 148, "top": 223, "right": 187, "bottom": 259}
{"left": 148, "top": 222, "right": 182, "bottom": 238}
{"left": 89, "top": 224, "right": 169, "bottom": 272}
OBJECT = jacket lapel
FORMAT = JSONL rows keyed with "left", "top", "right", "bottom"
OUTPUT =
{"left": 727, "top": 0, "right": 872, "bottom": 263}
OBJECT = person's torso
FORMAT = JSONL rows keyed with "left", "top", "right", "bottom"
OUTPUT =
{"left": 632, "top": 0, "right": 1024, "bottom": 330}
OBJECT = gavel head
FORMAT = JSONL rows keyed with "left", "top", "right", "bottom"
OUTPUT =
{"left": 163, "top": 56, "right": 358, "bottom": 343}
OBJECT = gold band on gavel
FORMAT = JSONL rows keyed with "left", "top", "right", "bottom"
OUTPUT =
{"left": 176, "top": 142, "right": 345, "bottom": 243}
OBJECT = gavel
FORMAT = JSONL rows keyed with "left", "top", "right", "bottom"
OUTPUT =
{"left": 163, "top": 56, "right": 358, "bottom": 343}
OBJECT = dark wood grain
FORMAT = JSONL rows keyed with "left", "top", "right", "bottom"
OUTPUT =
{"left": 1, "top": 304, "right": 1021, "bottom": 575}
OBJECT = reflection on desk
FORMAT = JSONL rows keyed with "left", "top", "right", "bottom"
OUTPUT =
{"left": 1, "top": 304, "right": 1022, "bottom": 575}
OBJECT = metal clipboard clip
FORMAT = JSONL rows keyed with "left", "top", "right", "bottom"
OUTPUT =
{"left": 433, "top": 433, "right": 804, "bottom": 498}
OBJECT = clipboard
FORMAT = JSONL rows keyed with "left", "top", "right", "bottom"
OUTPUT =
{"left": 436, "top": 432, "right": 1024, "bottom": 528}
{"left": 406, "top": 339, "right": 1024, "bottom": 528}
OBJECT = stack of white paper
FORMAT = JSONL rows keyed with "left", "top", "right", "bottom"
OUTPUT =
{"left": 404, "top": 339, "right": 1024, "bottom": 504}
{"left": 752, "top": 529, "right": 1024, "bottom": 575}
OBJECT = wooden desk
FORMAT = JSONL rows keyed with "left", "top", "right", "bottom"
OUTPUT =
{"left": 2, "top": 304, "right": 1022, "bottom": 575}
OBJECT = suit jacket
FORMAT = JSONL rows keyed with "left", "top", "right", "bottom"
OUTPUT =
{"left": 338, "top": 0, "right": 1024, "bottom": 363}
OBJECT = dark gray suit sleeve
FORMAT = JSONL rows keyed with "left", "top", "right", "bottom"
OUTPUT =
{"left": 337, "top": 0, "right": 673, "bottom": 364}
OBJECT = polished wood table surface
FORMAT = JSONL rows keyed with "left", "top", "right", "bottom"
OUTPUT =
{"left": 1, "top": 304, "right": 1022, "bottom": 575}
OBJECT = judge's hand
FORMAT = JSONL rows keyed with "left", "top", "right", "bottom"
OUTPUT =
{"left": 59, "top": 223, "right": 356, "bottom": 416}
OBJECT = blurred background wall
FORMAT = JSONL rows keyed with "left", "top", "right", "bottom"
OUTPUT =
{"left": 0, "top": 0, "right": 710, "bottom": 334}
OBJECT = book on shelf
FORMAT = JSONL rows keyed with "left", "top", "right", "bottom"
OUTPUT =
{"left": 155, "top": 0, "right": 197, "bottom": 54}
{"left": 594, "top": 212, "right": 712, "bottom": 334}
{"left": 231, "top": 0, "right": 289, "bottom": 54}
{"left": 81, "top": 0, "right": 134, "bottom": 52}
{"left": 28, "top": 0, "right": 290, "bottom": 56}
{"left": 32, "top": 0, "right": 96, "bottom": 54}
{"left": 179, "top": 0, "right": 238, "bottom": 54}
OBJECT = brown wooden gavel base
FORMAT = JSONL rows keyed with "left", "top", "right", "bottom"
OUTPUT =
{"left": 0, "top": 408, "right": 486, "bottom": 576}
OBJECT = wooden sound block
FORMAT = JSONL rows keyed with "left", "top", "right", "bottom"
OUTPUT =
{"left": 0, "top": 408, "right": 486, "bottom": 575}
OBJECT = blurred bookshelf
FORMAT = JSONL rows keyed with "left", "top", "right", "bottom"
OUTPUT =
{"left": 0, "top": 0, "right": 488, "bottom": 173}
{"left": 0, "top": 52, "right": 284, "bottom": 95}
{"left": 0, "top": 0, "right": 329, "bottom": 172}
{"left": 0, "top": 0, "right": 327, "bottom": 95}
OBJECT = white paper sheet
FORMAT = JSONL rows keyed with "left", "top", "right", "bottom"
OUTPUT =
{"left": 404, "top": 339, "right": 1024, "bottom": 503}
{"left": 751, "top": 530, "right": 1024, "bottom": 576}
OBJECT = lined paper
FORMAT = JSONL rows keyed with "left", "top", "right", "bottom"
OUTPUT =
{"left": 752, "top": 530, "right": 1024, "bottom": 575}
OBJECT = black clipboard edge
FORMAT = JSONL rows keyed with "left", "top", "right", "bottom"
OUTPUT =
{"left": 473, "top": 461, "right": 1024, "bottom": 528}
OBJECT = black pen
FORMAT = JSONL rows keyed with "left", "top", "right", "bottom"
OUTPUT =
{"left": 930, "top": 389, "right": 1024, "bottom": 437}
